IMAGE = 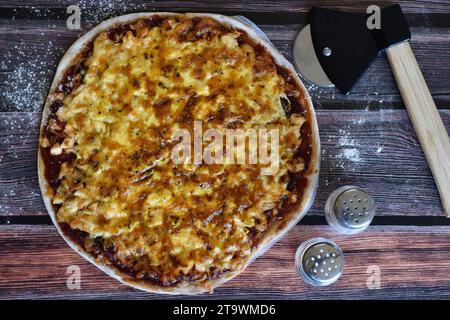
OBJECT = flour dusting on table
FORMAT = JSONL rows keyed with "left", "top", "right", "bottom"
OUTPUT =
{"left": 306, "top": 78, "right": 388, "bottom": 174}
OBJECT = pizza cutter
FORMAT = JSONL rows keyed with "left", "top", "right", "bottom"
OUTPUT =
{"left": 294, "top": 4, "right": 450, "bottom": 216}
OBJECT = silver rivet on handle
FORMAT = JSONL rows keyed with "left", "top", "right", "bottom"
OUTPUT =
{"left": 295, "top": 238, "right": 344, "bottom": 286}
{"left": 322, "top": 47, "right": 332, "bottom": 56}
{"left": 325, "top": 185, "right": 375, "bottom": 234}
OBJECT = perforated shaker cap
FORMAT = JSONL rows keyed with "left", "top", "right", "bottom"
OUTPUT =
{"left": 295, "top": 238, "right": 344, "bottom": 286}
{"left": 325, "top": 186, "right": 375, "bottom": 234}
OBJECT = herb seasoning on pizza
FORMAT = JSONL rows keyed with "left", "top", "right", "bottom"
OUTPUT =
{"left": 38, "top": 13, "right": 319, "bottom": 294}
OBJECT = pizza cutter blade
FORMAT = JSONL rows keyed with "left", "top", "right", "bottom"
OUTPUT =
{"left": 293, "top": 4, "right": 450, "bottom": 216}
{"left": 293, "top": 24, "right": 334, "bottom": 88}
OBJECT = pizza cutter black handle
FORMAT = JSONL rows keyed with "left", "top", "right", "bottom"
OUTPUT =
{"left": 310, "top": 4, "right": 410, "bottom": 94}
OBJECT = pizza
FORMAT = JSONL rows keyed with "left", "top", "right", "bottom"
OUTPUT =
{"left": 38, "top": 13, "right": 320, "bottom": 294}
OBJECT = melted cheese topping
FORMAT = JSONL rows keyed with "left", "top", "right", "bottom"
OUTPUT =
{"left": 43, "top": 17, "right": 306, "bottom": 285}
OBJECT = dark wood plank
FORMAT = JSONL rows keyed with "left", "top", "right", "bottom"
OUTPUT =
{"left": 1, "top": 0, "right": 449, "bottom": 32}
{"left": 1, "top": 0, "right": 450, "bottom": 15}
{"left": 1, "top": 20, "right": 450, "bottom": 111}
{"left": 2, "top": 224, "right": 450, "bottom": 299}
{"left": 0, "top": 112, "right": 43, "bottom": 217}
{"left": 0, "top": 110, "right": 448, "bottom": 219}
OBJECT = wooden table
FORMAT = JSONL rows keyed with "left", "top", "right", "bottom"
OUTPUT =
{"left": 1, "top": 0, "right": 449, "bottom": 300}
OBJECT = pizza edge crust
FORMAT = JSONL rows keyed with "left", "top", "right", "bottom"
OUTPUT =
{"left": 38, "top": 12, "right": 320, "bottom": 295}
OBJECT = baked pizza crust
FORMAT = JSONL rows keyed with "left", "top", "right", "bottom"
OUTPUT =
{"left": 38, "top": 12, "right": 320, "bottom": 295}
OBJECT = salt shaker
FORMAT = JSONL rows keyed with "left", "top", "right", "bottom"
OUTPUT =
{"left": 295, "top": 237, "right": 344, "bottom": 286}
{"left": 325, "top": 185, "right": 375, "bottom": 234}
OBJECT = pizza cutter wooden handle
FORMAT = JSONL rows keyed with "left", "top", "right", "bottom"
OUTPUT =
{"left": 386, "top": 41, "right": 450, "bottom": 216}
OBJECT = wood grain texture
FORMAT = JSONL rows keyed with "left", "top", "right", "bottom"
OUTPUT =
{"left": 1, "top": 110, "right": 448, "bottom": 218}
{"left": 387, "top": 42, "right": 450, "bottom": 215}
{"left": 2, "top": 224, "right": 450, "bottom": 299}
{"left": 1, "top": 0, "right": 450, "bottom": 15}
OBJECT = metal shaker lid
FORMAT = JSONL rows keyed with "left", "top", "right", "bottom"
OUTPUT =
{"left": 325, "top": 186, "right": 375, "bottom": 234}
{"left": 295, "top": 238, "right": 344, "bottom": 286}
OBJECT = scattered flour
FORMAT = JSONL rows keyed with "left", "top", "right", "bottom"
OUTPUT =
{"left": 332, "top": 128, "right": 361, "bottom": 171}
{"left": 341, "top": 148, "right": 361, "bottom": 162}
{"left": 1, "top": 40, "right": 64, "bottom": 112}
{"left": 338, "top": 132, "right": 357, "bottom": 147}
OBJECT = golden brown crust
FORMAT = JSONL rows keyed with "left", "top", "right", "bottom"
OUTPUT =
{"left": 38, "top": 13, "right": 320, "bottom": 294}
